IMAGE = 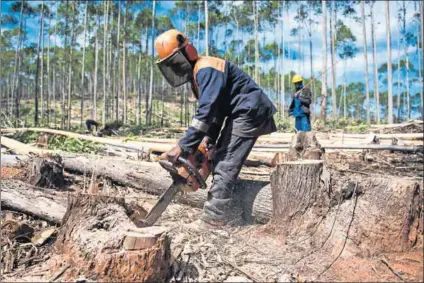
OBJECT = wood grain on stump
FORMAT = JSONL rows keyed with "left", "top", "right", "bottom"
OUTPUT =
{"left": 270, "top": 160, "right": 328, "bottom": 228}
{"left": 54, "top": 194, "right": 171, "bottom": 282}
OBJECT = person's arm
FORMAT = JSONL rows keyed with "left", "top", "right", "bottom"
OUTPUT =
{"left": 297, "top": 88, "right": 312, "bottom": 106}
{"left": 178, "top": 68, "right": 225, "bottom": 154}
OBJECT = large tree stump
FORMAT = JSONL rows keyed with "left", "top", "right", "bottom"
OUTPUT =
{"left": 270, "top": 160, "right": 328, "bottom": 229}
{"left": 53, "top": 194, "right": 171, "bottom": 282}
{"left": 270, "top": 161, "right": 422, "bottom": 257}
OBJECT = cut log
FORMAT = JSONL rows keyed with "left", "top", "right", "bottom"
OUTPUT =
{"left": 53, "top": 194, "right": 171, "bottom": 282}
{"left": 1, "top": 155, "right": 274, "bottom": 223}
{"left": 62, "top": 155, "right": 273, "bottom": 223}
{"left": 1, "top": 179, "right": 67, "bottom": 224}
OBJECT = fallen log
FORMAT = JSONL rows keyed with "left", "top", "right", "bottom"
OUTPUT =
{"left": 1, "top": 153, "right": 273, "bottom": 223}
{"left": 1, "top": 179, "right": 66, "bottom": 224}
{"left": 53, "top": 194, "right": 171, "bottom": 282}
{"left": 61, "top": 155, "right": 273, "bottom": 223}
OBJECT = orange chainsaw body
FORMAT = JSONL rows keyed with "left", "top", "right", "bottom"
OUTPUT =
{"left": 176, "top": 144, "right": 212, "bottom": 192}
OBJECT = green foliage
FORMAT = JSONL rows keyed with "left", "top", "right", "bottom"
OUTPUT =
{"left": 48, "top": 135, "right": 102, "bottom": 154}
{"left": 12, "top": 132, "right": 39, "bottom": 144}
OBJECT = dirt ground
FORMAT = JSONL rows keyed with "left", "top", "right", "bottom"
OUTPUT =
{"left": 1, "top": 162, "right": 422, "bottom": 283}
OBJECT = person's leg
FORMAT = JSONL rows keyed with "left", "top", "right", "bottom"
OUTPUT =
{"left": 201, "top": 124, "right": 257, "bottom": 225}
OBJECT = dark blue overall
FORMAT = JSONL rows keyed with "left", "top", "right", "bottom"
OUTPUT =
{"left": 178, "top": 56, "right": 277, "bottom": 224}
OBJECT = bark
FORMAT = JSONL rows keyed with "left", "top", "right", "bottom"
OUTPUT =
{"left": 61, "top": 156, "right": 273, "bottom": 223}
{"left": 385, "top": 1, "right": 393, "bottom": 124}
{"left": 40, "top": 1, "right": 45, "bottom": 125}
{"left": 11, "top": 1, "right": 24, "bottom": 122}
{"left": 370, "top": 2, "right": 380, "bottom": 124}
{"left": 361, "top": 1, "right": 370, "bottom": 125}
{"left": 67, "top": 2, "right": 76, "bottom": 130}
{"left": 271, "top": 160, "right": 325, "bottom": 228}
{"left": 34, "top": 4, "right": 44, "bottom": 127}
{"left": 122, "top": 4, "right": 128, "bottom": 124}
{"left": 147, "top": 0, "right": 156, "bottom": 125}
{"left": 329, "top": 2, "right": 337, "bottom": 119}
{"left": 47, "top": 11, "right": 52, "bottom": 125}
{"left": 402, "top": 1, "right": 411, "bottom": 119}
{"left": 115, "top": 2, "right": 121, "bottom": 122}
{"left": 1, "top": 179, "right": 66, "bottom": 224}
{"left": 270, "top": 164, "right": 422, "bottom": 256}
{"left": 417, "top": 1, "right": 423, "bottom": 119}
{"left": 80, "top": 0, "right": 88, "bottom": 127}
{"left": 53, "top": 194, "right": 171, "bottom": 282}
{"left": 321, "top": 0, "right": 328, "bottom": 120}
{"left": 103, "top": 1, "right": 109, "bottom": 125}
{"left": 93, "top": 15, "right": 99, "bottom": 121}
{"left": 254, "top": 1, "right": 259, "bottom": 83}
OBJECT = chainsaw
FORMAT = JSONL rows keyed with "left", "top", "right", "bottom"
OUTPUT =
{"left": 140, "top": 144, "right": 212, "bottom": 227}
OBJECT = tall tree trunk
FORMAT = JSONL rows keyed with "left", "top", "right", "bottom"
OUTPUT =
{"left": 115, "top": 2, "right": 121, "bottom": 122}
{"left": 137, "top": 37, "right": 142, "bottom": 126}
{"left": 385, "top": 0, "right": 393, "bottom": 124}
{"left": 40, "top": 1, "right": 45, "bottom": 125}
{"left": 34, "top": 3, "right": 45, "bottom": 127}
{"left": 320, "top": 0, "right": 328, "bottom": 120}
{"left": 254, "top": 1, "right": 259, "bottom": 83}
{"left": 12, "top": 0, "right": 24, "bottom": 123}
{"left": 0, "top": 0, "right": 2, "bottom": 118}
{"left": 204, "top": 0, "right": 209, "bottom": 56}
{"left": 53, "top": 19, "right": 57, "bottom": 127}
{"left": 80, "top": 0, "right": 88, "bottom": 127}
{"left": 329, "top": 1, "right": 337, "bottom": 119}
{"left": 397, "top": 25, "right": 401, "bottom": 121}
{"left": 418, "top": 0, "right": 423, "bottom": 119}
{"left": 47, "top": 10, "right": 51, "bottom": 125}
{"left": 281, "top": 1, "right": 285, "bottom": 119}
{"left": 370, "top": 2, "right": 380, "bottom": 124}
{"left": 103, "top": 1, "right": 109, "bottom": 125}
{"left": 67, "top": 1, "right": 76, "bottom": 130}
{"left": 361, "top": 0, "right": 371, "bottom": 125}
{"left": 93, "top": 15, "right": 99, "bottom": 121}
{"left": 402, "top": 1, "right": 410, "bottom": 119}
{"left": 122, "top": 4, "right": 128, "bottom": 124}
{"left": 147, "top": 0, "right": 156, "bottom": 125}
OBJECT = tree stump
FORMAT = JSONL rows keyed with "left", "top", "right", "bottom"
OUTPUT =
{"left": 53, "top": 194, "right": 171, "bottom": 282}
{"left": 288, "top": 131, "right": 323, "bottom": 161}
{"left": 24, "top": 155, "right": 65, "bottom": 188}
{"left": 270, "top": 160, "right": 328, "bottom": 229}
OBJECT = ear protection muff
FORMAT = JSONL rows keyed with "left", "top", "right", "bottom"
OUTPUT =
{"left": 184, "top": 43, "right": 198, "bottom": 62}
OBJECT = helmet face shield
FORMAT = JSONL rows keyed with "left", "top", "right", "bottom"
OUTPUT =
{"left": 156, "top": 49, "right": 193, "bottom": 87}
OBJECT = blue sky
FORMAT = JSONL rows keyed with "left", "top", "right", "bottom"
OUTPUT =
{"left": 1, "top": 0, "right": 422, "bottom": 96}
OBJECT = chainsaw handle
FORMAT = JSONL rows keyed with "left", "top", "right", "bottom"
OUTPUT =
{"left": 177, "top": 156, "right": 207, "bottom": 190}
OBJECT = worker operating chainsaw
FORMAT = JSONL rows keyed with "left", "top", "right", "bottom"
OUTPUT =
{"left": 155, "top": 29, "right": 277, "bottom": 229}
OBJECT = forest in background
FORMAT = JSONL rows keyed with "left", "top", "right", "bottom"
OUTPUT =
{"left": 0, "top": 0, "right": 423, "bottom": 131}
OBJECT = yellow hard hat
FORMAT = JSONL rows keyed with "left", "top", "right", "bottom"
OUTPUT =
{"left": 292, "top": 75, "right": 303, "bottom": 83}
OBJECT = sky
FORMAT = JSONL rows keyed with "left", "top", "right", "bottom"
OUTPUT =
{"left": 1, "top": 0, "right": 422, "bottom": 96}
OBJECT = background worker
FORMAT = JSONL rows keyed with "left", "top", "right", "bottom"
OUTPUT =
{"left": 289, "top": 75, "right": 312, "bottom": 132}
{"left": 155, "top": 29, "right": 277, "bottom": 229}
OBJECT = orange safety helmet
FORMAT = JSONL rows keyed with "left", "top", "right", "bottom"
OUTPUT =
{"left": 155, "top": 29, "right": 199, "bottom": 87}
{"left": 155, "top": 29, "right": 198, "bottom": 62}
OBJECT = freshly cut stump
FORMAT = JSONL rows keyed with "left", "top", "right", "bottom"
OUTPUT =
{"left": 270, "top": 160, "right": 422, "bottom": 258}
{"left": 54, "top": 194, "right": 171, "bottom": 282}
{"left": 270, "top": 160, "right": 328, "bottom": 230}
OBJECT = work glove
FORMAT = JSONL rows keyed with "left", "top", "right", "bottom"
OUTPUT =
{"left": 160, "top": 144, "right": 183, "bottom": 164}
{"left": 199, "top": 136, "right": 215, "bottom": 160}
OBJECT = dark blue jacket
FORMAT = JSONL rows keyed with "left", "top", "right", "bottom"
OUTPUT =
{"left": 179, "top": 56, "right": 277, "bottom": 153}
